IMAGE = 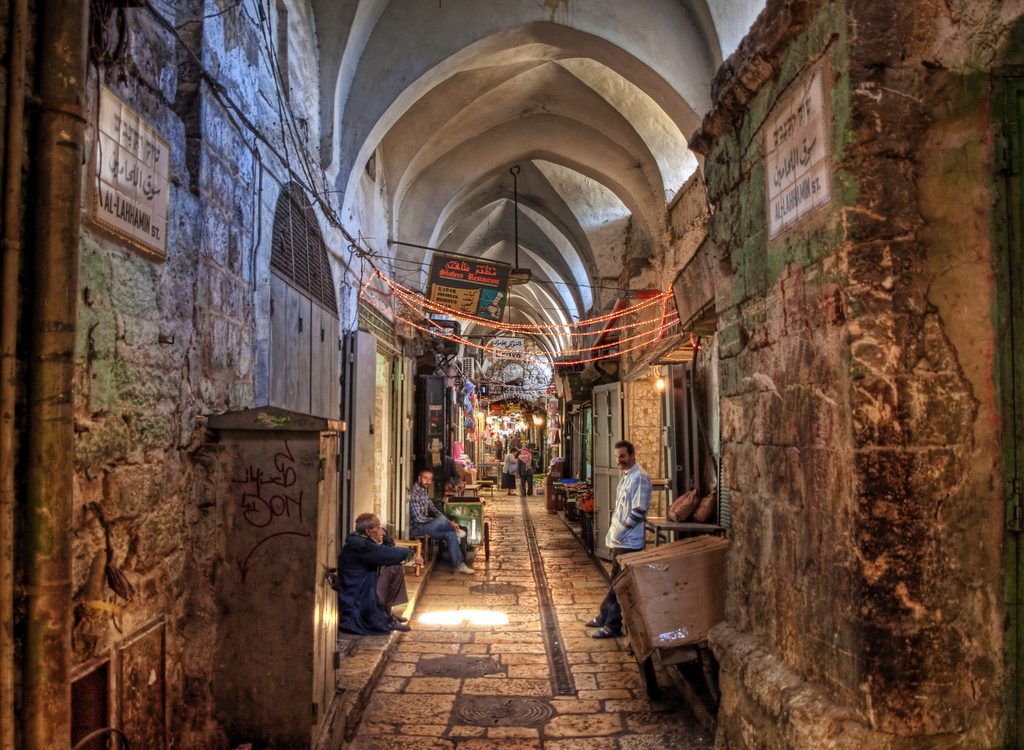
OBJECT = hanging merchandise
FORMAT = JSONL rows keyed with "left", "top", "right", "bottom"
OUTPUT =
{"left": 461, "top": 380, "right": 477, "bottom": 437}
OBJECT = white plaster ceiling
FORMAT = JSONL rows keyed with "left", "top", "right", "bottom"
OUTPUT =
{"left": 313, "top": 0, "right": 766, "bottom": 353}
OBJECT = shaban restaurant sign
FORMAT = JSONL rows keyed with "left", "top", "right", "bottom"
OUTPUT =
{"left": 93, "top": 88, "right": 170, "bottom": 260}
{"left": 764, "top": 67, "right": 831, "bottom": 239}
{"left": 427, "top": 252, "right": 511, "bottom": 322}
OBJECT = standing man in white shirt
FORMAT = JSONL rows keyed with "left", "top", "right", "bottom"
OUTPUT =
{"left": 586, "top": 440, "right": 652, "bottom": 639}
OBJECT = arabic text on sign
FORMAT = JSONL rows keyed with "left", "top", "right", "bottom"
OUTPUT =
{"left": 764, "top": 68, "right": 830, "bottom": 239}
{"left": 94, "top": 88, "right": 170, "bottom": 258}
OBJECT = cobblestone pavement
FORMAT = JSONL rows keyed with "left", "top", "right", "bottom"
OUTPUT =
{"left": 343, "top": 492, "right": 713, "bottom": 749}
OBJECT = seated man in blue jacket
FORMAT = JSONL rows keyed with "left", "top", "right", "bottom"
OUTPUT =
{"left": 337, "top": 513, "right": 421, "bottom": 634}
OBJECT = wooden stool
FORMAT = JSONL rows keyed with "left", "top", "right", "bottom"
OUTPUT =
{"left": 395, "top": 538, "right": 425, "bottom": 575}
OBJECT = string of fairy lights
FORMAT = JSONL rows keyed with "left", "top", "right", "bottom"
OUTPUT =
{"left": 359, "top": 269, "right": 680, "bottom": 366}
{"left": 378, "top": 271, "right": 670, "bottom": 333}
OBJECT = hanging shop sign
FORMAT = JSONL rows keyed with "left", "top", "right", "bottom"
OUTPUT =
{"left": 92, "top": 87, "right": 171, "bottom": 260}
{"left": 426, "top": 252, "right": 511, "bottom": 322}
{"left": 490, "top": 336, "right": 525, "bottom": 351}
{"left": 764, "top": 66, "right": 831, "bottom": 239}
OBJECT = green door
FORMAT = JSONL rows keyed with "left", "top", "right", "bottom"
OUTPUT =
{"left": 999, "top": 73, "right": 1024, "bottom": 749}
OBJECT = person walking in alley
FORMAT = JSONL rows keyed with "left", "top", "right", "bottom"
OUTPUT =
{"left": 502, "top": 447, "right": 520, "bottom": 496}
{"left": 337, "top": 513, "right": 422, "bottom": 634}
{"left": 586, "top": 440, "right": 652, "bottom": 639}
{"left": 409, "top": 469, "right": 475, "bottom": 574}
{"left": 518, "top": 443, "right": 535, "bottom": 496}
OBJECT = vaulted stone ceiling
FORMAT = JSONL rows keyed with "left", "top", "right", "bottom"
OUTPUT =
{"left": 314, "top": 0, "right": 765, "bottom": 351}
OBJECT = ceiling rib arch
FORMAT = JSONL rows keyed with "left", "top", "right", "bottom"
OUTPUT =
{"left": 336, "top": 20, "right": 710, "bottom": 209}
{"left": 391, "top": 61, "right": 667, "bottom": 211}
{"left": 392, "top": 117, "right": 664, "bottom": 270}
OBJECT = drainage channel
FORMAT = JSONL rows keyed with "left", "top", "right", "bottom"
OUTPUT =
{"left": 518, "top": 494, "right": 577, "bottom": 696}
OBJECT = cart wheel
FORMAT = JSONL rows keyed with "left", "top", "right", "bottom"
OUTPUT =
{"left": 484, "top": 521, "right": 490, "bottom": 561}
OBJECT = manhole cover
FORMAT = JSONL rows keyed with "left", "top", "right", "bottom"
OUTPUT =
{"left": 469, "top": 582, "right": 526, "bottom": 595}
{"left": 452, "top": 696, "right": 554, "bottom": 727}
{"left": 417, "top": 655, "right": 504, "bottom": 678}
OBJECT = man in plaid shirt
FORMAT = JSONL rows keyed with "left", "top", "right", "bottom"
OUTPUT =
{"left": 409, "top": 469, "right": 474, "bottom": 574}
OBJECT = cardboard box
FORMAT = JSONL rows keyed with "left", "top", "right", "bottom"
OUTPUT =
{"left": 613, "top": 536, "right": 728, "bottom": 661}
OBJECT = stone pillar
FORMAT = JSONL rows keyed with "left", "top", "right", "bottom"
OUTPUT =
{"left": 693, "top": 0, "right": 1009, "bottom": 746}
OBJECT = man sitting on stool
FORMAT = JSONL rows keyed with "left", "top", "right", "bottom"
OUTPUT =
{"left": 409, "top": 468, "right": 474, "bottom": 575}
{"left": 338, "top": 512, "right": 422, "bottom": 634}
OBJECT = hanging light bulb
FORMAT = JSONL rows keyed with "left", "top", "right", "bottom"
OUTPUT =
{"left": 532, "top": 414, "right": 544, "bottom": 427}
{"left": 651, "top": 366, "right": 666, "bottom": 392}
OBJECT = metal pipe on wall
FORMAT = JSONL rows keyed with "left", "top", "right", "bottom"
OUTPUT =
{"left": 24, "top": 0, "right": 88, "bottom": 747}
{"left": 1, "top": 0, "right": 29, "bottom": 746}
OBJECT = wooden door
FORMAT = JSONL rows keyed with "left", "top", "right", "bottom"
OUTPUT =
{"left": 341, "top": 330, "right": 377, "bottom": 533}
{"left": 592, "top": 382, "right": 622, "bottom": 559}
{"left": 312, "top": 430, "right": 339, "bottom": 742}
{"left": 999, "top": 72, "right": 1024, "bottom": 748}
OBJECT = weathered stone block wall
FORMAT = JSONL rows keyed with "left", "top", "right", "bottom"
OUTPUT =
{"left": 663, "top": 170, "right": 711, "bottom": 283}
{"left": 696, "top": 0, "right": 1009, "bottom": 746}
{"left": 71, "top": 3, "right": 335, "bottom": 747}
{"left": 699, "top": 0, "right": 859, "bottom": 727}
{"left": 625, "top": 380, "right": 664, "bottom": 485}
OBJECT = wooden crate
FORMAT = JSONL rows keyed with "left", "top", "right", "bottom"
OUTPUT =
{"left": 613, "top": 536, "right": 728, "bottom": 661}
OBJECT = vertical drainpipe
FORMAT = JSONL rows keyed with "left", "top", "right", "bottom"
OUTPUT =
{"left": 0, "top": 0, "right": 28, "bottom": 745}
{"left": 24, "top": 0, "right": 88, "bottom": 747}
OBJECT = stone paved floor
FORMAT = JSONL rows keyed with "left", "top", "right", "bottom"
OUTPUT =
{"left": 342, "top": 492, "right": 713, "bottom": 749}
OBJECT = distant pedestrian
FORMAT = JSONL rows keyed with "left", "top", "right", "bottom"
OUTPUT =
{"left": 502, "top": 448, "right": 520, "bottom": 496}
{"left": 586, "top": 440, "right": 652, "bottom": 639}
{"left": 518, "top": 444, "right": 534, "bottom": 496}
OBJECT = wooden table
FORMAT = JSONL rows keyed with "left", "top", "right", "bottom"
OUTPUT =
{"left": 478, "top": 463, "right": 502, "bottom": 484}
{"left": 644, "top": 517, "right": 726, "bottom": 546}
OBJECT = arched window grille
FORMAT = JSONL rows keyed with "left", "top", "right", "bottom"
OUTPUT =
{"left": 267, "top": 182, "right": 340, "bottom": 418}
{"left": 270, "top": 183, "right": 337, "bottom": 313}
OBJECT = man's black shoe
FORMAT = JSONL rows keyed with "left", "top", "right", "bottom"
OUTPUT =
{"left": 591, "top": 627, "right": 621, "bottom": 639}
{"left": 389, "top": 620, "right": 411, "bottom": 632}
{"left": 585, "top": 618, "right": 603, "bottom": 628}
{"left": 392, "top": 614, "right": 408, "bottom": 623}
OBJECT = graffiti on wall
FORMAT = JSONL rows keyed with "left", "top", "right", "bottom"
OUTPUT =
{"left": 231, "top": 440, "right": 310, "bottom": 580}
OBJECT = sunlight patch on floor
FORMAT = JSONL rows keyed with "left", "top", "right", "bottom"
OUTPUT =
{"left": 417, "top": 609, "right": 510, "bottom": 626}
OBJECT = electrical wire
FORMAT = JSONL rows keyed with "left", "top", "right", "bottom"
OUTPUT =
{"left": 379, "top": 270, "right": 669, "bottom": 331}
{"left": 389, "top": 275, "right": 673, "bottom": 339}
{"left": 140, "top": 0, "right": 372, "bottom": 272}
{"left": 360, "top": 290, "right": 680, "bottom": 366}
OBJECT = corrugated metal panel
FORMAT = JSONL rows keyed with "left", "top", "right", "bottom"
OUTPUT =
{"left": 358, "top": 299, "right": 397, "bottom": 353}
{"left": 718, "top": 455, "right": 731, "bottom": 530}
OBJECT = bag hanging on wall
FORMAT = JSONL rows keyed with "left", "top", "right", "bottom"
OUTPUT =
{"left": 693, "top": 491, "right": 717, "bottom": 523}
{"left": 667, "top": 488, "right": 699, "bottom": 521}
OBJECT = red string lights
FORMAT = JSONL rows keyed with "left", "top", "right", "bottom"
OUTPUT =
{"left": 378, "top": 271, "right": 671, "bottom": 332}
{"left": 359, "top": 270, "right": 680, "bottom": 366}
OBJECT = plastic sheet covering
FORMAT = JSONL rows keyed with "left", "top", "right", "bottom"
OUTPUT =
{"left": 657, "top": 627, "right": 690, "bottom": 643}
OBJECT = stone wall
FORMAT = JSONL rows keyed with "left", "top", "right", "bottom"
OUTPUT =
{"left": 70, "top": 3, "right": 338, "bottom": 747}
{"left": 695, "top": 0, "right": 1010, "bottom": 746}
